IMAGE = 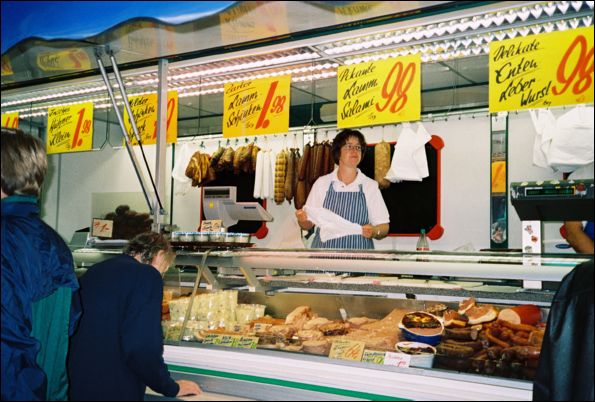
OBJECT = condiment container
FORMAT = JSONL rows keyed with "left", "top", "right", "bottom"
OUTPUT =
{"left": 195, "top": 232, "right": 210, "bottom": 242}
{"left": 236, "top": 233, "right": 251, "bottom": 243}
{"left": 179, "top": 232, "right": 194, "bottom": 242}
{"left": 395, "top": 342, "right": 436, "bottom": 368}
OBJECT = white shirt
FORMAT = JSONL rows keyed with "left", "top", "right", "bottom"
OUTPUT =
{"left": 305, "top": 168, "right": 390, "bottom": 226}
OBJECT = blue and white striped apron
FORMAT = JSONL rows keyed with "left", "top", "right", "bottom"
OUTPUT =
{"left": 311, "top": 183, "right": 374, "bottom": 249}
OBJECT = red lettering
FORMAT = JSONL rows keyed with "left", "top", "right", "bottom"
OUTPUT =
{"left": 552, "top": 35, "right": 594, "bottom": 96}
{"left": 376, "top": 61, "right": 416, "bottom": 114}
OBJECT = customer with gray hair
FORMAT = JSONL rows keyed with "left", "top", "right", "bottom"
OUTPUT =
{"left": 1, "top": 128, "right": 81, "bottom": 400}
{"left": 68, "top": 232, "right": 201, "bottom": 400}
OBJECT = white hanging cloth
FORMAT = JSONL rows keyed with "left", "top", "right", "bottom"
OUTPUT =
{"left": 548, "top": 105, "right": 594, "bottom": 172}
{"left": 529, "top": 109, "right": 556, "bottom": 170}
{"left": 171, "top": 142, "right": 197, "bottom": 195}
{"left": 253, "top": 149, "right": 264, "bottom": 199}
{"left": 385, "top": 122, "right": 431, "bottom": 182}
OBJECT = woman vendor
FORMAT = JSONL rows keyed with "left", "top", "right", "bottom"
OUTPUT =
{"left": 295, "top": 129, "right": 390, "bottom": 249}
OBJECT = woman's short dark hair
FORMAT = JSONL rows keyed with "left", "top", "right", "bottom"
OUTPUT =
{"left": 125, "top": 232, "right": 174, "bottom": 265}
{"left": 331, "top": 129, "right": 367, "bottom": 164}
{"left": 1, "top": 128, "right": 48, "bottom": 197}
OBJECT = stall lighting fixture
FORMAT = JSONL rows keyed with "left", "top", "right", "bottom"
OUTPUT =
{"left": 320, "top": 1, "right": 593, "bottom": 56}
{"left": 133, "top": 51, "right": 320, "bottom": 86}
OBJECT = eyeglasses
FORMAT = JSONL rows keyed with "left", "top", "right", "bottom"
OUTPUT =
{"left": 342, "top": 144, "right": 362, "bottom": 152}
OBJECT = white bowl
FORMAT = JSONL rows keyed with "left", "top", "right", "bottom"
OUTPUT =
{"left": 396, "top": 341, "right": 436, "bottom": 368}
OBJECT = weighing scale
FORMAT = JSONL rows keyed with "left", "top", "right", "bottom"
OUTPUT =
{"left": 511, "top": 178, "right": 594, "bottom": 253}
{"left": 202, "top": 186, "right": 273, "bottom": 229}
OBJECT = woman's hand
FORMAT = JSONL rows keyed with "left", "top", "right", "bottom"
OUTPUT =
{"left": 296, "top": 209, "right": 314, "bottom": 230}
{"left": 362, "top": 224, "right": 389, "bottom": 239}
{"left": 176, "top": 380, "right": 201, "bottom": 396}
{"left": 362, "top": 224, "right": 375, "bottom": 239}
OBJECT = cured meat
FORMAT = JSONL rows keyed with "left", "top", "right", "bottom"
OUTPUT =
{"left": 284, "top": 149, "right": 295, "bottom": 202}
{"left": 443, "top": 310, "right": 470, "bottom": 328}
{"left": 374, "top": 141, "right": 391, "bottom": 189}
{"left": 274, "top": 150, "right": 287, "bottom": 204}
{"left": 302, "top": 317, "right": 331, "bottom": 330}
{"left": 466, "top": 305, "right": 498, "bottom": 325}
{"left": 284, "top": 306, "right": 313, "bottom": 330}
{"left": 298, "top": 143, "right": 310, "bottom": 180}
{"left": 302, "top": 340, "right": 330, "bottom": 355}
{"left": 347, "top": 317, "right": 378, "bottom": 328}
{"left": 295, "top": 180, "right": 307, "bottom": 210}
{"left": 497, "top": 305, "right": 541, "bottom": 326}
{"left": 458, "top": 297, "right": 476, "bottom": 315}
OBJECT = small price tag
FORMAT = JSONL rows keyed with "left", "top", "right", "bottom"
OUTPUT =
{"left": 202, "top": 334, "right": 220, "bottom": 345}
{"left": 236, "top": 336, "right": 259, "bottom": 349}
{"left": 361, "top": 350, "right": 386, "bottom": 364}
{"left": 329, "top": 340, "right": 366, "bottom": 361}
{"left": 200, "top": 220, "right": 222, "bottom": 232}
{"left": 92, "top": 218, "right": 113, "bottom": 238}
{"left": 383, "top": 352, "right": 411, "bottom": 368}
{"left": 202, "top": 334, "right": 256, "bottom": 349}
{"left": 218, "top": 335, "right": 240, "bottom": 347}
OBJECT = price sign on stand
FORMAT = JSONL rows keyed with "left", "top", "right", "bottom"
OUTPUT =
{"left": 361, "top": 350, "right": 386, "bottom": 365}
{"left": 223, "top": 75, "right": 291, "bottom": 137}
{"left": 489, "top": 26, "right": 594, "bottom": 112}
{"left": 383, "top": 352, "right": 411, "bottom": 368}
{"left": 92, "top": 218, "right": 114, "bottom": 238}
{"left": 200, "top": 220, "right": 222, "bottom": 232}
{"left": 47, "top": 103, "right": 93, "bottom": 154}
{"left": 329, "top": 340, "right": 366, "bottom": 361}
{"left": 1, "top": 112, "right": 19, "bottom": 129}
{"left": 337, "top": 55, "right": 421, "bottom": 128}
{"left": 123, "top": 92, "right": 178, "bottom": 145}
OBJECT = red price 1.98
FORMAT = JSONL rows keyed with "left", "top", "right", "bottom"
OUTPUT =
{"left": 376, "top": 61, "right": 416, "bottom": 114}
{"left": 256, "top": 81, "right": 285, "bottom": 130}
{"left": 552, "top": 35, "right": 594, "bottom": 96}
{"left": 72, "top": 108, "right": 91, "bottom": 149}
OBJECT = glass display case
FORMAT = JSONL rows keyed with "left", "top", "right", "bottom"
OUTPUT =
{"left": 122, "top": 248, "right": 589, "bottom": 401}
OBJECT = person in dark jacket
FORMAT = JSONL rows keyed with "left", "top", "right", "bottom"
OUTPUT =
{"left": 1, "top": 128, "right": 81, "bottom": 401}
{"left": 533, "top": 259, "right": 594, "bottom": 401}
{"left": 68, "top": 232, "right": 201, "bottom": 401}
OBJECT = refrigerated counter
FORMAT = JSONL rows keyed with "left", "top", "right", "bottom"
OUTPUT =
{"left": 72, "top": 247, "right": 591, "bottom": 400}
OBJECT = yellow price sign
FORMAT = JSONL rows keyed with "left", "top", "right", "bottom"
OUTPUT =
{"left": 47, "top": 103, "right": 94, "bottom": 154}
{"left": 1, "top": 112, "right": 19, "bottom": 129}
{"left": 329, "top": 340, "right": 366, "bottom": 361}
{"left": 489, "top": 26, "right": 594, "bottom": 112}
{"left": 223, "top": 75, "right": 291, "bottom": 138}
{"left": 337, "top": 55, "right": 421, "bottom": 128}
{"left": 123, "top": 91, "right": 178, "bottom": 145}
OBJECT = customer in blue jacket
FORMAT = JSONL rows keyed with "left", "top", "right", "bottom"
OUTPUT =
{"left": 1, "top": 128, "right": 81, "bottom": 400}
{"left": 68, "top": 232, "right": 201, "bottom": 400}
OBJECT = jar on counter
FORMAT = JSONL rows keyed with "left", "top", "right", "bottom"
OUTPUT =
{"left": 210, "top": 232, "right": 225, "bottom": 242}
{"left": 179, "top": 232, "right": 194, "bottom": 242}
{"left": 224, "top": 232, "right": 237, "bottom": 243}
{"left": 194, "top": 232, "right": 210, "bottom": 242}
{"left": 236, "top": 233, "right": 251, "bottom": 243}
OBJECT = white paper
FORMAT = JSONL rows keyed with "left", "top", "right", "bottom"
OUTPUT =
{"left": 548, "top": 106, "right": 594, "bottom": 172}
{"left": 385, "top": 122, "right": 431, "bottom": 182}
{"left": 303, "top": 205, "right": 362, "bottom": 242}
{"left": 171, "top": 142, "right": 196, "bottom": 195}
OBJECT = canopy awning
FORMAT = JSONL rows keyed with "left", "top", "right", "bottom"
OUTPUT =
{"left": 1, "top": 1, "right": 452, "bottom": 88}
